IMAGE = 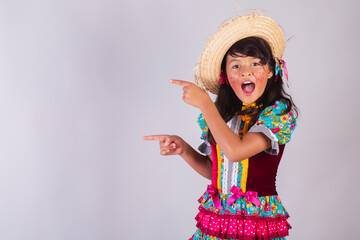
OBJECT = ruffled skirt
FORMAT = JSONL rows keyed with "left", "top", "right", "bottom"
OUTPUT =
{"left": 189, "top": 191, "right": 291, "bottom": 240}
{"left": 190, "top": 229, "right": 287, "bottom": 240}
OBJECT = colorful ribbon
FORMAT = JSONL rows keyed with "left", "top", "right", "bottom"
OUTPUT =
{"left": 274, "top": 57, "right": 289, "bottom": 87}
{"left": 218, "top": 69, "right": 228, "bottom": 84}
{"left": 206, "top": 185, "right": 223, "bottom": 211}
{"left": 227, "top": 186, "right": 260, "bottom": 207}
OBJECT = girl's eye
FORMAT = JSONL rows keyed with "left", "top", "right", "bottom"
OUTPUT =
{"left": 232, "top": 65, "right": 240, "bottom": 69}
{"left": 252, "top": 62, "right": 261, "bottom": 66}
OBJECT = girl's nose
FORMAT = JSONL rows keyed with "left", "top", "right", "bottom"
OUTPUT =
{"left": 241, "top": 67, "right": 252, "bottom": 77}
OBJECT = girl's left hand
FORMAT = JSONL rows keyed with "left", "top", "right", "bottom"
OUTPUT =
{"left": 170, "top": 79, "right": 212, "bottom": 109}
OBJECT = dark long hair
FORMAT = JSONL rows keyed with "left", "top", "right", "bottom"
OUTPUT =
{"left": 207, "top": 37, "right": 298, "bottom": 144}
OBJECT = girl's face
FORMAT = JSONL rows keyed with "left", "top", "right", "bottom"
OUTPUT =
{"left": 226, "top": 53, "right": 272, "bottom": 105}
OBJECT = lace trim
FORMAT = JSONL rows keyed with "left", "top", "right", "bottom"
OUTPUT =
{"left": 222, "top": 155, "right": 229, "bottom": 193}
{"left": 231, "top": 162, "right": 239, "bottom": 189}
{"left": 231, "top": 116, "right": 242, "bottom": 189}
{"left": 222, "top": 156, "right": 229, "bottom": 194}
{"left": 221, "top": 119, "right": 234, "bottom": 194}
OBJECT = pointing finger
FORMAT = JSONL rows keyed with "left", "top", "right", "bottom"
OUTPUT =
{"left": 142, "top": 135, "right": 169, "bottom": 141}
{"left": 170, "top": 79, "right": 192, "bottom": 87}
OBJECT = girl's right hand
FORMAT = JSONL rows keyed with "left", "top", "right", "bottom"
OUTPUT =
{"left": 142, "top": 135, "right": 185, "bottom": 156}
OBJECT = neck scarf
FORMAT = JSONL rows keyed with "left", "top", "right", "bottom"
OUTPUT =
{"left": 238, "top": 103, "right": 262, "bottom": 192}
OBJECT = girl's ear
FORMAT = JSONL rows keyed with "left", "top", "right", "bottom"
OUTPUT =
{"left": 268, "top": 72, "right": 273, "bottom": 79}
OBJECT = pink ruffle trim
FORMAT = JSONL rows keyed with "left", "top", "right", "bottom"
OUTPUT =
{"left": 198, "top": 206, "right": 290, "bottom": 221}
{"left": 195, "top": 207, "right": 291, "bottom": 240}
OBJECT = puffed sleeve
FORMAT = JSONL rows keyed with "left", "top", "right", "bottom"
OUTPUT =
{"left": 197, "top": 113, "right": 212, "bottom": 155}
{"left": 248, "top": 100, "right": 297, "bottom": 155}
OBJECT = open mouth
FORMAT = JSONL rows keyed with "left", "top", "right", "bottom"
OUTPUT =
{"left": 241, "top": 81, "right": 255, "bottom": 94}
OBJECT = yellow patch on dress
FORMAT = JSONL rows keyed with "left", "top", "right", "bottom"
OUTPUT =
{"left": 216, "top": 144, "right": 222, "bottom": 194}
{"left": 240, "top": 158, "right": 248, "bottom": 193}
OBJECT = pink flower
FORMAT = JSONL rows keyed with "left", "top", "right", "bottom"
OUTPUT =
{"left": 272, "top": 128, "right": 280, "bottom": 133}
{"left": 265, "top": 203, "right": 271, "bottom": 212}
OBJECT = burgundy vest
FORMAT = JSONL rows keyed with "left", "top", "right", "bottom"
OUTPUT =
{"left": 246, "top": 144, "right": 285, "bottom": 196}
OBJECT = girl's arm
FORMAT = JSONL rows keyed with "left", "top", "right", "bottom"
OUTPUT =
{"left": 180, "top": 139, "right": 212, "bottom": 180}
{"left": 201, "top": 102, "right": 270, "bottom": 162}
{"left": 142, "top": 135, "right": 212, "bottom": 180}
{"left": 170, "top": 79, "right": 270, "bottom": 162}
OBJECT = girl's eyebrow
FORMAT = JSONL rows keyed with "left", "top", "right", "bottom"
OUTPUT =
{"left": 228, "top": 57, "right": 259, "bottom": 64}
{"left": 228, "top": 59, "right": 241, "bottom": 64}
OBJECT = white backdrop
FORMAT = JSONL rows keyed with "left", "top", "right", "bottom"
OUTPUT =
{"left": 0, "top": 0, "right": 359, "bottom": 239}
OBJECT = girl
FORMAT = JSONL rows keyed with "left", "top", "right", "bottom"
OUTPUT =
{"left": 143, "top": 13, "right": 297, "bottom": 240}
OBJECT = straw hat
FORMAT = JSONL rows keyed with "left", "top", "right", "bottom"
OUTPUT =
{"left": 194, "top": 14, "right": 285, "bottom": 94}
